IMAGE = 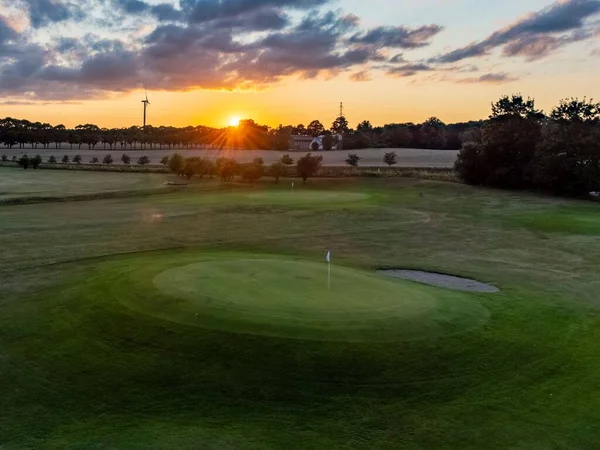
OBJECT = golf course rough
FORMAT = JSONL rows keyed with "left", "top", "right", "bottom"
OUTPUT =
{"left": 94, "top": 252, "right": 491, "bottom": 342}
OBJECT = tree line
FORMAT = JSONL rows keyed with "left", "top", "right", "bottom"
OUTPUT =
{"left": 0, "top": 116, "right": 485, "bottom": 152}
{"left": 455, "top": 95, "right": 600, "bottom": 196}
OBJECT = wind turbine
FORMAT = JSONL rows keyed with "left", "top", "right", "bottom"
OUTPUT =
{"left": 142, "top": 88, "right": 150, "bottom": 130}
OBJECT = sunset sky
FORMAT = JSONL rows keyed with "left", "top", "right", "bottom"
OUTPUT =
{"left": 0, "top": 0, "right": 599, "bottom": 129}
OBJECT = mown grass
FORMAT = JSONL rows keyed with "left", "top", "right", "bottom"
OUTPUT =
{"left": 1, "top": 175, "right": 600, "bottom": 449}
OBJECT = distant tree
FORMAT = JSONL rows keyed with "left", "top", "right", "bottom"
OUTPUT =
{"left": 268, "top": 162, "right": 286, "bottom": 183}
{"left": 346, "top": 153, "right": 361, "bottom": 167}
{"left": 550, "top": 97, "right": 599, "bottom": 124}
{"left": 253, "top": 157, "right": 264, "bottom": 165}
{"left": 331, "top": 116, "right": 349, "bottom": 134}
{"left": 62, "top": 155, "right": 70, "bottom": 164}
{"left": 11, "top": 156, "right": 17, "bottom": 162}
{"left": 90, "top": 157, "right": 99, "bottom": 164}
{"left": 217, "top": 158, "right": 238, "bottom": 181}
{"left": 281, "top": 154, "right": 294, "bottom": 166}
{"left": 357, "top": 120, "right": 373, "bottom": 133}
{"left": 121, "top": 154, "right": 131, "bottom": 165}
{"left": 491, "top": 94, "right": 545, "bottom": 121}
{"left": 168, "top": 152, "right": 184, "bottom": 175}
{"left": 102, "top": 154, "right": 113, "bottom": 165}
{"left": 137, "top": 155, "right": 150, "bottom": 165}
{"left": 297, "top": 153, "right": 323, "bottom": 183}
{"left": 424, "top": 117, "right": 446, "bottom": 128}
{"left": 322, "top": 134, "right": 334, "bottom": 151}
{"left": 533, "top": 98, "right": 600, "bottom": 195}
{"left": 383, "top": 152, "right": 397, "bottom": 167}
{"left": 459, "top": 128, "right": 482, "bottom": 144}
{"left": 160, "top": 155, "right": 169, "bottom": 166}
{"left": 1, "top": 155, "right": 7, "bottom": 162}
{"left": 73, "top": 154, "right": 82, "bottom": 164}
{"left": 18, "top": 155, "right": 30, "bottom": 170}
{"left": 31, "top": 155, "right": 42, "bottom": 169}
{"left": 241, "top": 163, "right": 264, "bottom": 183}
{"left": 311, "top": 142, "right": 319, "bottom": 152}
{"left": 456, "top": 94, "right": 543, "bottom": 188}
{"left": 307, "top": 120, "right": 325, "bottom": 137}
{"left": 48, "top": 155, "right": 57, "bottom": 164}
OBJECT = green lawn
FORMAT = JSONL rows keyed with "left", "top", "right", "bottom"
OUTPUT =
{"left": 1, "top": 174, "right": 600, "bottom": 449}
{"left": 0, "top": 166, "right": 169, "bottom": 201}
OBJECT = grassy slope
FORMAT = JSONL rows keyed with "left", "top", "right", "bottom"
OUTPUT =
{"left": 1, "top": 177, "right": 600, "bottom": 449}
{"left": 0, "top": 166, "right": 169, "bottom": 201}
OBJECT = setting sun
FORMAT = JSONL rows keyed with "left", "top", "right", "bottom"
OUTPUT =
{"left": 229, "top": 116, "right": 240, "bottom": 127}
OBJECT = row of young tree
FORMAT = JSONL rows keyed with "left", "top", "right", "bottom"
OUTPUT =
{"left": 455, "top": 95, "right": 600, "bottom": 196}
{"left": 165, "top": 153, "right": 324, "bottom": 184}
{"left": 5, "top": 153, "right": 152, "bottom": 167}
{"left": 0, "top": 116, "right": 484, "bottom": 152}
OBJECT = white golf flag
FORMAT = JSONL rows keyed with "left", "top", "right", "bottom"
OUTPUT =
{"left": 326, "top": 251, "right": 331, "bottom": 263}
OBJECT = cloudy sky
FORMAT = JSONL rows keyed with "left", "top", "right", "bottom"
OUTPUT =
{"left": 0, "top": 0, "right": 599, "bottom": 128}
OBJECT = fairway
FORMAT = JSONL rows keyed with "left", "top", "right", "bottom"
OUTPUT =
{"left": 0, "top": 166, "right": 168, "bottom": 201}
{"left": 3, "top": 172, "right": 600, "bottom": 449}
{"left": 243, "top": 190, "right": 371, "bottom": 204}
{"left": 91, "top": 253, "right": 491, "bottom": 342}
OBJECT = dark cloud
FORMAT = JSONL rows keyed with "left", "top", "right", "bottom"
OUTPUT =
{"left": 349, "top": 25, "right": 443, "bottom": 48}
{"left": 180, "top": 0, "right": 331, "bottom": 24}
{"left": 0, "top": 2, "right": 444, "bottom": 99}
{"left": 21, "top": 0, "right": 84, "bottom": 28}
{"left": 387, "top": 63, "right": 434, "bottom": 77}
{"left": 457, "top": 72, "right": 518, "bottom": 84}
{"left": 434, "top": 0, "right": 600, "bottom": 63}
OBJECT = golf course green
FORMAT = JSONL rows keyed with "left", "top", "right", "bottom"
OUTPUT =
{"left": 2, "top": 174, "right": 600, "bottom": 449}
{"left": 85, "top": 253, "right": 491, "bottom": 342}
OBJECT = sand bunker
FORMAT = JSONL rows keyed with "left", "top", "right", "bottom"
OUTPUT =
{"left": 378, "top": 270, "right": 499, "bottom": 293}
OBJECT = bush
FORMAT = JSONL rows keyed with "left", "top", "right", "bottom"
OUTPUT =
{"left": 281, "top": 154, "right": 294, "bottom": 166}
{"left": 31, "top": 155, "right": 42, "bottom": 170}
{"left": 297, "top": 153, "right": 323, "bottom": 183}
{"left": 311, "top": 142, "right": 319, "bottom": 152}
{"left": 73, "top": 154, "right": 82, "bottom": 164}
{"left": 346, "top": 153, "right": 361, "bottom": 167}
{"left": 1, "top": 154, "right": 7, "bottom": 162}
{"left": 383, "top": 152, "right": 397, "bottom": 167}
{"left": 455, "top": 94, "right": 542, "bottom": 189}
{"left": 48, "top": 155, "right": 57, "bottom": 164}
{"left": 62, "top": 155, "right": 70, "bottom": 164}
{"left": 137, "top": 155, "right": 150, "bottom": 165}
{"left": 168, "top": 153, "right": 184, "bottom": 175}
{"left": 18, "top": 155, "right": 30, "bottom": 170}
{"left": 241, "top": 163, "right": 264, "bottom": 183}
{"left": 121, "top": 154, "right": 131, "bottom": 165}
{"left": 532, "top": 99, "right": 600, "bottom": 195}
{"left": 217, "top": 158, "right": 238, "bottom": 181}
{"left": 160, "top": 155, "right": 169, "bottom": 166}
{"left": 455, "top": 142, "right": 486, "bottom": 185}
{"left": 102, "top": 154, "right": 113, "bottom": 165}
{"left": 11, "top": 155, "right": 17, "bottom": 162}
{"left": 269, "top": 162, "right": 286, "bottom": 183}
{"left": 253, "top": 157, "right": 264, "bottom": 166}
{"left": 90, "top": 157, "right": 99, "bottom": 164}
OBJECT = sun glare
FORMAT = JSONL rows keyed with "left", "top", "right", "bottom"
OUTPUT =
{"left": 229, "top": 116, "right": 240, "bottom": 127}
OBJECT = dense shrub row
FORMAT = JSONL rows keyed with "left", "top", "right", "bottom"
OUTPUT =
{"left": 455, "top": 95, "right": 600, "bottom": 196}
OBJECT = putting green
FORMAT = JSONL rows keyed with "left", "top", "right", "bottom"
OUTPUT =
{"left": 98, "top": 253, "right": 490, "bottom": 342}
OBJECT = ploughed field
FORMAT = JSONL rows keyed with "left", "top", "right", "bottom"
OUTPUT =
{"left": 1, "top": 170, "right": 600, "bottom": 449}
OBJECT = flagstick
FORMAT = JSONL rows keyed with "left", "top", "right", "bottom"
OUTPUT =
{"left": 328, "top": 260, "right": 331, "bottom": 290}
